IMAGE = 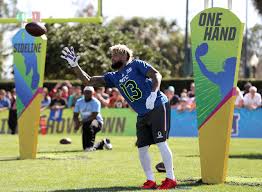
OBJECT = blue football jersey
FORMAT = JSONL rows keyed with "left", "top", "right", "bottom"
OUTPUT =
{"left": 104, "top": 59, "right": 168, "bottom": 116}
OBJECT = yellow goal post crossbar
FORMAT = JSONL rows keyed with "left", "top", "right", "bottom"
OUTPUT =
{"left": 0, "top": 17, "right": 103, "bottom": 24}
{"left": 0, "top": 0, "right": 103, "bottom": 24}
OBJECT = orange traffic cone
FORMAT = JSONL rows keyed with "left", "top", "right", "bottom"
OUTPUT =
{"left": 40, "top": 116, "right": 47, "bottom": 135}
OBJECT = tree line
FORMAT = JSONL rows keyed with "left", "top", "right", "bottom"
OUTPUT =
{"left": 45, "top": 17, "right": 184, "bottom": 79}
{"left": 1, "top": 0, "right": 262, "bottom": 79}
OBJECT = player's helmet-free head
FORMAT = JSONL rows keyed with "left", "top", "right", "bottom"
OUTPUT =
{"left": 110, "top": 44, "right": 133, "bottom": 70}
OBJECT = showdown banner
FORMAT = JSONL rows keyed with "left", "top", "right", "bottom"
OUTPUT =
{"left": 190, "top": 8, "right": 244, "bottom": 183}
{"left": 0, "top": 108, "right": 137, "bottom": 136}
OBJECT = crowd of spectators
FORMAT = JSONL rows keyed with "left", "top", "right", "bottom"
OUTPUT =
{"left": 234, "top": 82, "right": 262, "bottom": 110}
{"left": 0, "top": 81, "right": 261, "bottom": 113}
{"left": 38, "top": 81, "right": 129, "bottom": 110}
{"left": 164, "top": 82, "right": 262, "bottom": 112}
{"left": 164, "top": 82, "right": 196, "bottom": 112}
{"left": 37, "top": 81, "right": 262, "bottom": 112}
{"left": 0, "top": 81, "right": 261, "bottom": 133}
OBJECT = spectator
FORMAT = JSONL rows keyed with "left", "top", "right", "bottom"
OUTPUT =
{"left": 243, "top": 86, "right": 261, "bottom": 110}
{"left": 188, "top": 82, "right": 195, "bottom": 98}
{"left": 176, "top": 98, "right": 191, "bottom": 112}
{"left": 180, "top": 92, "right": 189, "bottom": 102}
{"left": 94, "top": 87, "right": 110, "bottom": 108}
{"left": 49, "top": 81, "right": 72, "bottom": 99}
{"left": 67, "top": 86, "right": 83, "bottom": 108}
{"left": 61, "top": 85, "right": 70, "bottom": 100}
{"left": 235, "top": 87, "right": 244, "bottom": 108}
{"left": 105, "top": 88, "right": 112, "bottom": 97}
{"left": 0, "top": 89, "right": 11, "bottom": 112}
{"left": 8, "top": 89, "right": 17, "bottom": 134}
{"left": 49, "top": 82, "right": 62, "bottom": 98}
{"left": 164, "top": 86, "right": 179, "bottom": 107}
{"left": 68, "top": 85, "right": 75, "bottom": 97}
{"left": 41, "top": 87, "right": 51, "bottom": 111}
{"left": 176, "top": 92, "right": 192, "bottom": 112}
{"left": 49, "top": 89, "right": 67, "bottom": 110}
{"left": 243, "top": 82, "right": 252, "bottom": 96}
{"left": 74, "top": 86, "right": 103, "bottom": 151}
{"left": 187, "top": 97, "right": 196, "bottom": 111}
{"left": 6, "top": 91, "right": 12, "bottom": 100}
{"left": 108, "top": 88, "right": 127, "bottom": 108}
{"left": 49, "top": 89, "right": 67, "bottom": 121}
{"left": 181, "top": 88, "right": 188, "bottom": 95}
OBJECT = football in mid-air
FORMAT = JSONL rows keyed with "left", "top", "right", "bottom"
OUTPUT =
{"left": 25, "top": 22, "right": 47, "bottom": 37}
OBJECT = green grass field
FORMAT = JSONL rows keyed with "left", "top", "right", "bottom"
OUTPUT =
{"left": 0, "top": 135, "right": 262, "bottom": 192}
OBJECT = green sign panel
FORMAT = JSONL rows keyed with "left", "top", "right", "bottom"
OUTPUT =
{"left": 0, "top": 109, "right": 137, "bottom": 136}
{"left": 191, "top": 8, "right": 244, "bottom": 128}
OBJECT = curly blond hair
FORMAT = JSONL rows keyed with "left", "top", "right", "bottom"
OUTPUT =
{"left": 109, "top": 44, "right": 133, "bottom": 62}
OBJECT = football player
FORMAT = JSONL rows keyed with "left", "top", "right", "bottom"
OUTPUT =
{"left": 61, "top": 44, "right": 177, "bottom": 190}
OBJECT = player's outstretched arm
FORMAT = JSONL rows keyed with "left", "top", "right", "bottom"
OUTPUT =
{"left": 72, "top": 66, "right": 106, "bottom": 87}
{"left": 61, "top": 46, "right": 106, "bottom": 87}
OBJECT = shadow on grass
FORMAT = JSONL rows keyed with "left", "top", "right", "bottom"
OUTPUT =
{"left": 51, "top": 186, "right": 141, "bottom": 192}
{"left": 50, "top": 178, "right": 210, "bottom": 191}
{"left": 50, "top": 179, "right": 205, "bottom": 191}
{"left": 185, "top": 153, "right": 262, "bottom": 160}
{"left": 38, "top": 150, "right": 83, "bottom": 154}
{"left": 184, "top": 155, "right": 199, "bottom": 158}
{"left": 0, "top": 150, "right": 92, "bottom": 161}
{"left": 229, "top": 153, "right": 262, "bottom": 160}
{"left": 0, "top": 157, "right": 19, "bottom": 161}
{"left": 177, "top": 178, "right": 213, "bottom": 190}
{"left": 179, "top": 178, "right": 262, "bottom": 188}
{"left": 37, "top": 155, "right": 89, "bottom": 161}
{"left": 0, "top": 156, "right": 89, "bottom": 161}
{"left": 226, "top": 181, "right": 262, "bottom": 187}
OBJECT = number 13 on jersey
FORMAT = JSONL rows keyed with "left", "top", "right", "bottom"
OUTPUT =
{"left": 120, "top": 80, "right": 142, "bottom": 102}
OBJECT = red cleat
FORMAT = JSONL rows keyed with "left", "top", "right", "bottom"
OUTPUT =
{"left": 157, "top": 178, "right": 177, "bottom": 190}
{"left": 141, "top": 180, "right": 157, "bottom": 189}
